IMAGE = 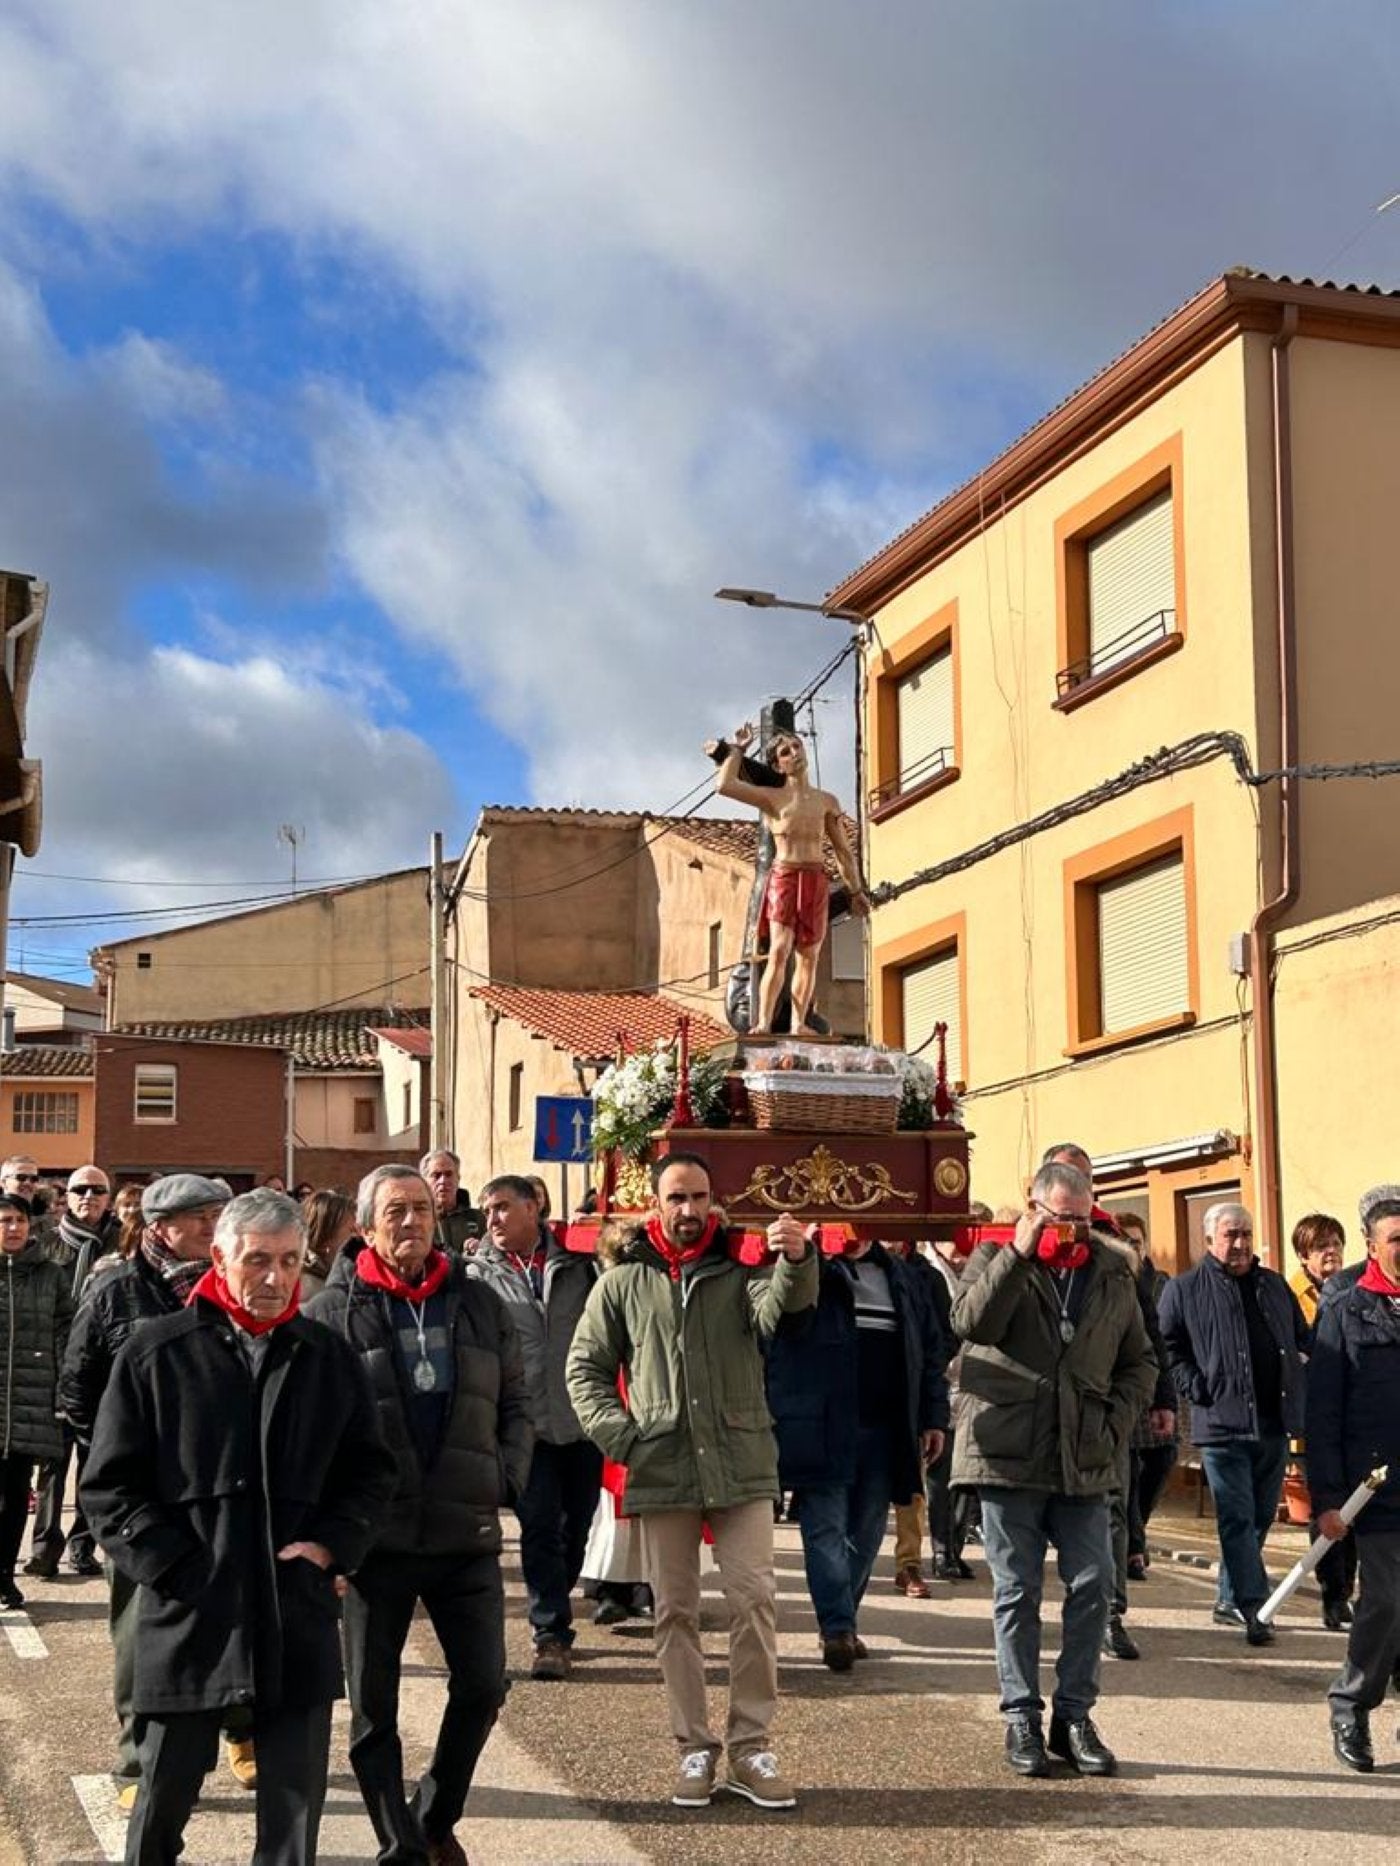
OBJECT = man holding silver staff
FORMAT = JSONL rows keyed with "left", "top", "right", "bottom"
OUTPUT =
{"left": 1306, "top": 1183, "right": 1400, "bottom": 1774}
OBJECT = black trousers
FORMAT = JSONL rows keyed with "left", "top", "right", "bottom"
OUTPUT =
{"left": 30, "top": 1430, "right": 94, "bottom": 1564}
{"left": 344, "top": 1549, "right": 506, "bottom": 1865}
{"left": 924, "top": 1431, "right": 974, "bottom": 1559}
{"left": 0, "top": 1452, "right": 34, "bottom": 1579}
{"left": 1127, "top": 1443, "right": 1178, "bottom": 1559}
{"left": 515, "top": 1439, "right": 603, "bottom": 1647}
{"left": 1312, "top": 1515, "right": 1359, "bottom": 1607}
{"left": 1328, "top": 1529, "right": 1400, "bottom": 1716}
{"left": 125, "top": 1700, "right": 331, "bottom": 1866}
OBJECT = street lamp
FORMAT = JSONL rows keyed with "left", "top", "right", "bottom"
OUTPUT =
{"left": 714, "top": 586, "right": 871, "bottom": 627}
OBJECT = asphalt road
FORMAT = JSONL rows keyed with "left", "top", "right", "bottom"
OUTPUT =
{"left": 1, "top": 1508, "right": 1396, "bottom": 1864}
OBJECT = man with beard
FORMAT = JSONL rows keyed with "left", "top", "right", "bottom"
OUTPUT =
{"left": 567, "top": 1152, "right": 818, "bottom": 1811}
{"left": 25, "top": 1165, "right": 121, "bottom": 1579}
{"left": 83, "top": 1189, "right": 394, "bottom": 1865}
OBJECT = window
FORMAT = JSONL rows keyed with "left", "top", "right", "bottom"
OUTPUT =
{"left": 707, "top": 922, "right": 723, "bottom": 991}
{"left": 828, "top": 915, "right": 865, "bottom": 982}
{"left": 894, "top": 645, "right": 955, "bottom": 798}
{"left": 353, "top": 1096, "right": 376, "bottom": 1135}
{"left": 134, "top": 1064, "right": 177, "bottom": 1123}
{"left": 136, "top": 952, "right": 153, "bottom": 970}
{"left": 11, "top": 1091, "right": 79, "bottom": 1135}
{"left": 509, "top": 1062, "right": 524, "bottom": 1131}
{"left": 869, "top": 602, "right": 961, "bottom": 821}
{"left": 900, "top": 946, "right": 963, "bottom": 1084}
{"left": 1055, "top": 436, "right": 1185, "bottom": 710}
{"left": 1064, "top": 808, "right": 1197, "bottom": 1055}
{"left": 1097, "top": 855, "right": 1189, "bottom": 1034}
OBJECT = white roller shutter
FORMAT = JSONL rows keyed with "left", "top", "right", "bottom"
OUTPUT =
{"left": 1086, "top": 490, "right": 1175, "bottom": 675}
{"left": 901, "top": 946, "right": 962, "bottom": 1081}
{"left": 896, "top": 646, "right": 954, "bottom": 793}
{"left": 1097, "top": 853, "right": 1188, "bottom": 1034}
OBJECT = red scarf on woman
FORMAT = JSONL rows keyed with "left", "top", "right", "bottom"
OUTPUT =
{"left": 355, "top": 1245, "right": 451, "bottom": 1304}
{"left": 645, "top": 1213, "right": 720, "bottom": 1281}
{"left": 1359, "top": 1257, "right": 1400, "bottom": 1296}
{"left": 188, "top": 1266, "right": 299, "bottom": 1337}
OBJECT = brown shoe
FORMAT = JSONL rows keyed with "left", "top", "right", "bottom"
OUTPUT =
{"left": 821, "top": 1632, "right": 857, "bottom": 1672}
{"left": 895, "top": 1564, "right": 931, "bottom": 1599}
{"left": 225, "top": 1737, "right": 257, "bottom": 1790}
{"left": 531, "top": 1639, "right": 571, "bottom": 1681}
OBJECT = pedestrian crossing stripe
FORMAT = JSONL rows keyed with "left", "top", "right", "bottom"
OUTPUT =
{"left": 0, "top": 1606, "right": 48, "bottom": 1659}
{"left": 71, "top": 1774, "right": 127, "bottom": 1863}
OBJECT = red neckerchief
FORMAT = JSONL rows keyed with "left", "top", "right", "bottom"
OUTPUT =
{"left": 1358, "top": 1257, "right": 1400, "bottom": 1296}
{"left": 355, "top": 1245, "right": 451, "bottom": 1304}
{"left": 1036, "top": 1230, "right": 1091, "bottom": 1272}
{"left": 1091, "top": 1204, "right": 1123, "bottom": 1235}
{"left": 188, "top": 1266, "right": 299, "bottom": 1337}
{"left": 645, "top": 1213, "right": 721, "bottom": 1281}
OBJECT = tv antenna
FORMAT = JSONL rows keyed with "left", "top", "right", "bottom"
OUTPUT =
{"left": 278, "top": 824, "right": 306, "bottom": 895}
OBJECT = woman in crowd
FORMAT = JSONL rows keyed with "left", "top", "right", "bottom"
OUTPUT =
{"left": 300, "top": 1188, "right": 358, "bottom": 1296}
{"left": 1288, "top": 1212, "right": 1357, "bottom": 1628}
{"left": 0, "top": 1193, "right": 74, "bottom": 1609}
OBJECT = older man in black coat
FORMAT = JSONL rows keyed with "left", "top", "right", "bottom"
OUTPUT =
{"left": 83, "top": 1189, "right": 396, "bottom": 1865}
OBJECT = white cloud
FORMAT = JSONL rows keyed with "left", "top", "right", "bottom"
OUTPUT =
{"left": 6, "top": 0, "right": 1400, "bottom": 843}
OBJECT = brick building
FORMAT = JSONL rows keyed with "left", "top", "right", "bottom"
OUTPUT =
{"left": 93, "top": 1033, "right": 288, "bottom": 1190}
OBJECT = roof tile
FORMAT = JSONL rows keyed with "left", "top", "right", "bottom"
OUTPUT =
{"left": 468, "top": 987, "right": 729, "bottom": 1060}
{"left": 118, "top": 1006, "right": 428, "bottom": 1070}
{"left": 0, "top": 1044, "right": 93, "bottom": 1079}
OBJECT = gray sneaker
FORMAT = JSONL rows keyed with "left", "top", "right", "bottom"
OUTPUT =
{"left": 725, "top": 1751, "right": 797, "bottom": 1810}
{"left": 671, "top": 1748, "right": 717, "bottom": 1808}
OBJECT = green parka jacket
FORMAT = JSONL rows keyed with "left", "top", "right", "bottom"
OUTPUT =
{"left": 950, "top": 1238, "right": 1156, "bottom": 1496}
{"left": 565, "top": 1224, "right": 818, "bottom": 1514}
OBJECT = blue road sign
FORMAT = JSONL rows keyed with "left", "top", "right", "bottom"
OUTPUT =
{"left": 534, "top": 1096, "right": 594, "bottom": 1163}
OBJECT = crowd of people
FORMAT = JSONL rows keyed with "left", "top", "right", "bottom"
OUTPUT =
{"left": 0, "top": 1136, "right": 1397, "bottom": 1862}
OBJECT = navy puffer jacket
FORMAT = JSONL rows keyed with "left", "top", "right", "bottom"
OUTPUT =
{"left": 1158, "top": 1253, "right": 1308, "bottom": 1444}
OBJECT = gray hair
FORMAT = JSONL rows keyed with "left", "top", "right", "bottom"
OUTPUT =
{"left": 358, "top": 1163, "right": 429, "bottom": 1230}
{"left": 1030, "top": 1161, "right": 1092, "bottom": 1205}
{"left": 1358, "top": 1183, "right": 1400, "bottom": 1235}
{"left": 213, "top": 1189, "right": 305, "bottom": 1262}
{"left": 1202, "top": 1201, "right": 1251, "bottom": 1241}
{"left": 419, "top": 1148, "right": 459, "bottom": 1174}
{"left": 1040, "top": 1141, "right": 1092, "bottom": 1174}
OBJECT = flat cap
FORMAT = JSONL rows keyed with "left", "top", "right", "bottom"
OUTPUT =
{"left": 1358, "top": 1183, "right": 1400, "bottom": 1230}
{"left": 142, "top": 1173, "right": 230, "bottom": 1222}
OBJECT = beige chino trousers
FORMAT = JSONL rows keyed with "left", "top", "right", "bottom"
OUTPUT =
{"left": 639, "top": 1499, "right": 778, "bottom": 1761}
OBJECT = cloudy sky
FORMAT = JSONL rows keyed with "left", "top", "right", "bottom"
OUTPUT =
{"left": 3, "top": 0, "right": 1398, "bottom": 979}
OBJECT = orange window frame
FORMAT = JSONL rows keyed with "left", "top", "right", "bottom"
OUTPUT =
{"left": 874, "top": 912, "right": 969, "bottom": 1085}
{"left": 867, "top": 600, "right": 962, "bottom": 823}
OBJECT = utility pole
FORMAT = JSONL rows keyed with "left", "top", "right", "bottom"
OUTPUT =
{"left": 429, "top": 831, "right": 448, "bottom": 1151}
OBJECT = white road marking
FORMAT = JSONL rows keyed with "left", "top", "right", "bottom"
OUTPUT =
{"left": 70, "top": 1775, "right": 126, "bottom": 1863}
{"left": 0, "top": 1607, "right": 48, "bottom": 1659}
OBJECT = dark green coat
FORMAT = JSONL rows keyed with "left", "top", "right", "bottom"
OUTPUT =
{"left": 1, "top": 1242, "right": 75, "bottom": 1462}
{"left": 950, "top": 1239, "right": 1156, "bottom": 1497}
{"left": 565, "top": 1227, "right": 818, "bottom": 1514}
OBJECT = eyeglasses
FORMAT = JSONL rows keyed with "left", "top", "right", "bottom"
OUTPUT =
{"left": 7, "top": 1173, "right": 39, "bottom": 1185}
{"left": 69, "top": 1184, "right": 109, "bottom": 1196}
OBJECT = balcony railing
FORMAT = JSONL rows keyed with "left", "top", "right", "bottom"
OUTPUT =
{"left": 869, "top": 744, "right": 954, "bottom": 812}
{"left": 1056, "top": 608, "right": 1177, "bottom": 697}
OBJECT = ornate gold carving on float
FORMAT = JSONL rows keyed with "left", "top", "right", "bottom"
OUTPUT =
{"left": 933, "top": 1156, "right": 968, "bottom": 1198}
{"left": 734, "top": 1144, "right": 918, "bottom": 1213}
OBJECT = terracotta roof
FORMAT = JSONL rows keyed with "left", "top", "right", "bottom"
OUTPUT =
{"left": 830, "top": 268, "right": 1400, "bottom": 612}
{"left": 5, "top": 971, "right": 101, "bottom": 1012}
{"left": 370, "top": 1026, "right": 432, "bottom": 1059}
{"left": 0, "top": 1044, "right": 93, "bottom": 1079}
{"left": 469, "top": 987, "right": 729, "bottom": 1060}
{"left": 118, "top": 1007, "right": 430, "bottom": 1071}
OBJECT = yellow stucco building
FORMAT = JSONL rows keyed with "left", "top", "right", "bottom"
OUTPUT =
{"left": 831, "top": 270, "right": 1400, "bottom": 1271}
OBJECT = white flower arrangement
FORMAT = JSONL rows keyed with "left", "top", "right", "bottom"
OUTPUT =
{"left": 590, "top": 1040, "right": 727, "bottom": 1160}
{"left": 891, "top": 1047, "right": 962, "bottom": 1128}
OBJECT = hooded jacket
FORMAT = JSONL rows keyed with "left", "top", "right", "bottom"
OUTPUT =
{"left": 565, "top": 1222, "right": 818, "bottom": 1514}
{"left": 950, "top": 1237, "right": 1157, "bottom": 1496}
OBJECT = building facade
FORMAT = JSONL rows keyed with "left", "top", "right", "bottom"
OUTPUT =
{"left": 831, "top": 270, "right": 1400, "bottom": 1269}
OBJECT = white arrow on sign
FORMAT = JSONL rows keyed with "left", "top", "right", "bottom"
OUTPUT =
{"left": 572, "top": 1109, "right": 589, "bottom": 1156}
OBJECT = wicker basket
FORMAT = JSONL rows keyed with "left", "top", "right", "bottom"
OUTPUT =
{"left": 743, "top": 1071, "right": 901, "bottom": 1134}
